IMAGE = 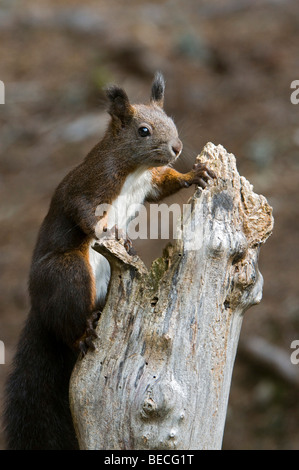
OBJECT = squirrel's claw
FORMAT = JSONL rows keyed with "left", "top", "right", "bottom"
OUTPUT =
{"left": 190, "top": 161, "right": 216, "bottom": 188}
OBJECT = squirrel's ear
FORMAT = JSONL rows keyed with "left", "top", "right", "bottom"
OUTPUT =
{"left": 106, "top": 86, "right": 134, "bottom": 126}
{"left": 150, "top": 72, "right": 165, "bottom": 108}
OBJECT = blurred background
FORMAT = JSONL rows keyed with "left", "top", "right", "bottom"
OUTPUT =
{"left": 1, "top": 0, "right": 299, "bottom": 450}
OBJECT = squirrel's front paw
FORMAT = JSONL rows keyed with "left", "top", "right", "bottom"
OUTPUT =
{"left": 78, "top": 310, "right": 101, "bottom": 356}
{"left": 188, "top": 162, "right": 216, "bottom": 189}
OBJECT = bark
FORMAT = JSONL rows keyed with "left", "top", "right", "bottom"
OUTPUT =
{"left": 69, "top": 142, "right": 274, "bottom": 450}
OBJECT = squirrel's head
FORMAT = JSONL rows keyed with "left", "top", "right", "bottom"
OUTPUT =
{"left": 105, "top": 72, "right": 183, "bottom": 167}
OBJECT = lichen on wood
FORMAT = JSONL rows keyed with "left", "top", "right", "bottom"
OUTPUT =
{"left": 69, "top": 142, "right": 274, "bottom": 450}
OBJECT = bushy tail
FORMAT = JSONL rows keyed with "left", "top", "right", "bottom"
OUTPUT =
{"left": 3, "top": 315, "right": 79, "bottom": 450}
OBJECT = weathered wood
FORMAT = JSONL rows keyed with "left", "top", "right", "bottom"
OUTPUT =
{"left": 69, "top": 142, "right": 274, "bottom": 450}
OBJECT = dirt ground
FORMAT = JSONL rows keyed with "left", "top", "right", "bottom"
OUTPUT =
{"left": 1, "top": 0, "right": 299, "bottom": 450}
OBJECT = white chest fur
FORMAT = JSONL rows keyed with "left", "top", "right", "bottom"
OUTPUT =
{"left": 89, "top": 168, "right": 155, "bottom": 305}
{"left": 107, "top": 167, "right": 155, "bottom": 231}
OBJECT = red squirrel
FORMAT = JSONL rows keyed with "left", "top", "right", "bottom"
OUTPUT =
{"left": 3, "top": 72, "right": 215, "bottom": 450}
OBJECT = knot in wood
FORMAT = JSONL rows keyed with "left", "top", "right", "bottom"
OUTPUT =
{"left": 141, "top": 397, "right": 159, "bottom": 419}
{"left": 138, "top": 378, "right": 184, "bottom": 423}
{"left": 234, "top": 259, "right": 256, "bottom": 288}
{"left": 139, "top": 389, "right": 170, "bottom": 421}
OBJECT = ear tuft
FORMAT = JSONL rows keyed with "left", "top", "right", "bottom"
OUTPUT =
{"left": 151, "top": 71, "right": 165, "bottom": 108}
{"left": 106, "top": 85, "right": 133, "bottom": 126}
{"left": 106, "top": 85, "right": 128, "bottom": 104}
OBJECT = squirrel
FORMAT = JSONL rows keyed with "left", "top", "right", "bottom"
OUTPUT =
{"left": 3, "top": 72, "right": 215, "bottom": 450}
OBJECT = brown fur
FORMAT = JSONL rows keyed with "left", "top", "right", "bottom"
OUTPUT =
{"left": 3, "top": 73, "right": 215, "bottom": 450}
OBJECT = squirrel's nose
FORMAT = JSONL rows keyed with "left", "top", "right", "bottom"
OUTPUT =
{"left": 171, "top": 139, "right": 183, "bottom": 158}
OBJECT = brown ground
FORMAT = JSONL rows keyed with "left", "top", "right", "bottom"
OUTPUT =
{"left": 1, "top": 0, "right": 299, "bottom": 450}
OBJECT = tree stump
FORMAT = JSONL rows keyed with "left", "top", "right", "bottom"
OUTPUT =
{"left": 69, "top": 142, "right": 274, "bottom": 450}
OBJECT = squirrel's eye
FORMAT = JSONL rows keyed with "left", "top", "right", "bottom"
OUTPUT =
{"left": 138, "top": 126, "right": 151, "bottom": 137}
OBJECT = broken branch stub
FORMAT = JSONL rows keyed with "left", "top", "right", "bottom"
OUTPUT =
{"left": 69, "top": 142, "right": 274, "bottom": 450}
